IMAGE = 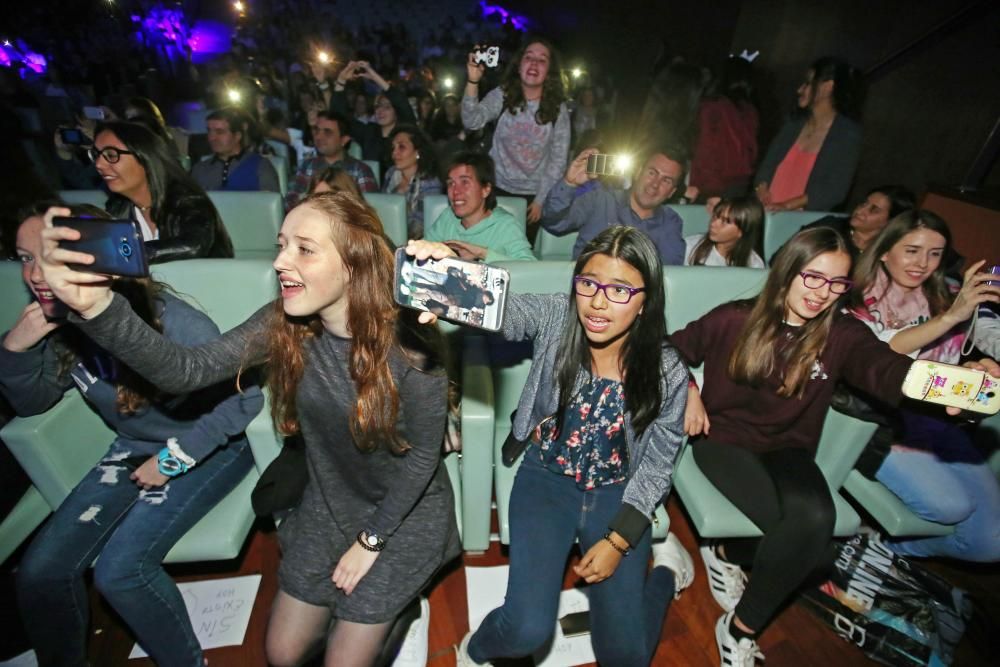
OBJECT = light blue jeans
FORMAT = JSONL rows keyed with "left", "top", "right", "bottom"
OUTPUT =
{"left": 876, "top": 445, "right": 1000, "bottom": 562}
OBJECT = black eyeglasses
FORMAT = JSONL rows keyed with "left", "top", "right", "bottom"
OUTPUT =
{"left": 87, "top": 146, "right": 136, "bottom": 164}
{"left": 573, "top": 276, "right": 645, "bottom": 304}
{"left": 799, "top": 271, "right": 853, "bottom": 294}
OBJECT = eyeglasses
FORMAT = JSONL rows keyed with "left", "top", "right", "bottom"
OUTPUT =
{"left": 573, "top": 276, "right": 645, "bottom": 304}
{"left": 87, "top": 146, "right": 136, "bottom": 164}
{"left": 799, "top": 271, "right": 853, "bottom": 294}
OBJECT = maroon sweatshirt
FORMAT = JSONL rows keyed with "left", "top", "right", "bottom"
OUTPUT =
{"left": 669, "top": 301, "right": 912, "bottom": 454}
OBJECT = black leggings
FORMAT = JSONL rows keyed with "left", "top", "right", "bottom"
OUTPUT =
{"left": 693, "top": 441, "right": 836, "bottom": 631}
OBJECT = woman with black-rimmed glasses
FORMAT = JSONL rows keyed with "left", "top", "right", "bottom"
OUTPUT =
{"left": 89, "top": 121, "right": 232, "bottom": 263}
{"left": 674, "top": 226, "right": 998, "bottom": 666}
{"left": 408, "top": 226, "right": 693, "bottom": 667}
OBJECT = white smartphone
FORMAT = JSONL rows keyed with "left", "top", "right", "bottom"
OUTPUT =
{"left": 901, "top": 360, "right": 999, "bottom": 415}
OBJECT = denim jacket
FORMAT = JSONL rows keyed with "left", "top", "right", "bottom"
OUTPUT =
{"left": 502, "top": 293, "right": 688, "bottom": 545}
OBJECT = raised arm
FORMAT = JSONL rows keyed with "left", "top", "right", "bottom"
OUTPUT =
{"left": 461, "top": 86, "right": 504, "bottom": 131}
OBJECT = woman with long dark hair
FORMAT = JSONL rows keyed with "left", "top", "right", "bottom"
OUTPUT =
{"left": 755, "top": 57, "right": 865, "bottom": 212}
{"left": 410, "top": 227, "right": 693, "bottom": 667}
{"left": 462, "top": 37, "right": 571, "bottom": 226}
{"left": 39, "top": 191, "right": 459, "bottom": 667}
{"left": 382, "top": 124, "right": 442, "bottom": 239}
{"left": 676, "top": 226, "right": 997, "bottom": 666}
{"left": 850, "top": 210, "right": 1000, "bottom": 562}
{"left": 685, "top": 195, "right": 765, "bottom": 268}
{"left": 3, "top": 203, "right": 261, "bottom": 667}
{"left": 90, "top": 121, "right": 233, "bottom": 262}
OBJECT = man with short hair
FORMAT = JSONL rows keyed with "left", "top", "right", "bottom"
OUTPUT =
{"left": 542, "top": 147, "right": 687, "bottom": 264}
{"left": 426, "top": 152, "right": 535, "bottom": 262}
{"left": 191, "top": 107, "right": 280, "bottom": 193}
{"left": 285, "top": 110, "right": 377, "bottom": 210}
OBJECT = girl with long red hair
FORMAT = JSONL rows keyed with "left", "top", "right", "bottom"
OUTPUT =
{"left": 36, "top": 191, "right": 459, "bottom": 667}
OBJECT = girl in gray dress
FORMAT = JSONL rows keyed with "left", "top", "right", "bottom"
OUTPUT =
{"left": 36, "top": 191, "right": 460, "bottom": 667}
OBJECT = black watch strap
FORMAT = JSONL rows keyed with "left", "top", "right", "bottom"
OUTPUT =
{"left": 357, "top": 530, "right": 386, "bottom": 552}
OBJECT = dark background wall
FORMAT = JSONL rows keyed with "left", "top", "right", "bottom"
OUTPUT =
{"left": 517, "top": 0, "right": 1000, "bottom": 203}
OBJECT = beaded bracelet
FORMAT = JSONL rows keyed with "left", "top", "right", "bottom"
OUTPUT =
{"left": 603, "top": 531, "right": 629, "bottom": 556}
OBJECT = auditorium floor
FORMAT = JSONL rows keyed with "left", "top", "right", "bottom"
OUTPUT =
{"left": 46, "top": 497, "right": 996, "bottom": 665}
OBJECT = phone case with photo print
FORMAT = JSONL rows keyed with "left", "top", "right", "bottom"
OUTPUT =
{"left": 901, "top": 360, "right": 999, "bottom": 415}
{"left": 394, "top": 248, "right": 509, "bottom": 331}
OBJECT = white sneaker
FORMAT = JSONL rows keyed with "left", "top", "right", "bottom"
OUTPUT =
{"left": 391, "top": 597, "right": 429, "bottom": 667}
{"left": 700, "top": 544, "right": 747, "bottom": 612}
{"left": 652, "top": 532, "right": 695, "bottom": 597}
{"left": 455, "top": 631, "right": 493, "bottom": 667}
{"left": 715, "top": 611, "right": 764, "bottom": 667}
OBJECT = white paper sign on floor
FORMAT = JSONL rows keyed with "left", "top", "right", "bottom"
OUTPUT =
{"left": 129, "top": 574, "right": 261, "bottom": 659}
{"left": 465, "top": 565, "right": 595, "bottom": 667}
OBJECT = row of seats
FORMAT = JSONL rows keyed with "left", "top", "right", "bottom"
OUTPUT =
{"left": 58, "top": 190, "right": 823, "bottom": 265}
{"left": 3, "top": 259, "right": 996, "bottom": 566}
{"left": 255, "top": 152, "right": 381, "bottom": 197}
{"left": 532, "top": 207, "right": 834, "bottom": 263}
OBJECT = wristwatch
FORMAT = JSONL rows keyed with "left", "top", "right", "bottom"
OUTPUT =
{"left": 357, "top": 529, "right": 386, "bottom": 552}
{"left": 157, "top": 447, "right": 189, "bottom": 477}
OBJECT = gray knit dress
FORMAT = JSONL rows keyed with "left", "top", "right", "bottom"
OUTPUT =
{"left": 74, "top": 295, "right": 460, "bottom": 623}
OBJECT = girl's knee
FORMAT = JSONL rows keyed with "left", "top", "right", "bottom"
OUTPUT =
{"left": 92, "top": 557, "right": 147, "bottom": 598}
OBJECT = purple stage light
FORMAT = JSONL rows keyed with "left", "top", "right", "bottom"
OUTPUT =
{"left": 479, "top": 1, "right": 529, "bottom": 32}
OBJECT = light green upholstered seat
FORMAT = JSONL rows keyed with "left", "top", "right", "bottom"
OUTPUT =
{"left": 762, "top": 210, "right": 835, "bottom": 261}
{"left": 423, "top": 195, "right": 527, "bottom": 234}
{"left": 669, "top": 204, "right": 711, "bottom": 237}
{"left": 533, "top": 228, "right": 578, "bottom": 261}
{"left": 267, "top": 154, "right": 289, "bottom": 196}
{"left": 58, "top": 189, "right": 106, "bottom": 208}
{"left": 0, "top": 486, "right": 50, "bottom": 565}
{"left": 363, "top": 160, "right": 381, "bottom": 188}
{"left": 1, "top": 259, "right": 279, "bottom": 564}
{"left": 348, "top": 142, "right": 362, "bottom": 160}
{"left": 207, "top": 190, "right": 284, "bottom": 259}
{"left": 664, "top": 265, "right": 863, "bottom": 537}
{"left": 364, "top": 193, "right": 408, "bottom": 247}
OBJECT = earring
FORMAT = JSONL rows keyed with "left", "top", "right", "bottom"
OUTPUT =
{"left": 416, "top": 152, "right": 421, "bottom": 159}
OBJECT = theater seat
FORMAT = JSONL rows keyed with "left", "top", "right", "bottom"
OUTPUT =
{"left": 207, "top": 190, "right": 284, "bottom": 259}
{"left": 0, "top": 486, "right": 50, "bottom": 566}
{"left": 664, "top": 266, "right": 863, "bottom": 538}
{"left": 1, "top": 259, "right": 279, "bottom": 564}
{"left": 363, "top": 160, "right": 381, "bottom": 188}
{"left": 669, "top": 204, "right": 711, "bottom": 237}
{"left": 267, "top": 154, "right": 288, "bottom": 196}
{"left": 58, "top": 189, "right": 106, "bottom": 208}
{"left": 763, "top": 210, "right": 835, "bottom": 261}
{"left": 533, "top": 228, "right": 578, "bottom": 261}
{"left": 423, "top": 195, "right": 527, "bottom": 234}
{"left": 363, "top": 193, "right": 407, "bottom": 247}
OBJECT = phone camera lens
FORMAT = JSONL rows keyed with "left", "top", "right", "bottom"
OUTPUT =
{"left": 119, "top": 241, "right": 133, "bottom": 258}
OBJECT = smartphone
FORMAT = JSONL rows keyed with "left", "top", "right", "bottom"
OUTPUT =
{"left": 471, "top": 46, "right": 500, "bottom": 68}
{"left": 901, "top": 360, "right": 999, "bottom": 415}
{"left": 82, "top": 105, "right": 106, "bottom": 121}
{"left": 586, "top": 153, "right": 629, "bottom": 177}
{"left": 985, "top": 264, "right": 1000, "bottom": 287}
{"left": 394, "top": 248, "right": 508, "bottom": 331}
{"left": 558, "top": 611, "right": 591, "bottom": 638}
{"left": 52, "top": 217, "right": 149, "bottom": 278}
{"left": 59, "top": 127, "right": 90, "bottom": 146}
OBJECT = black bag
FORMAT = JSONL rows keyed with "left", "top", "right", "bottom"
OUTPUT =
{"left": 251, "top": 435, "right": 308, "bottom": 516}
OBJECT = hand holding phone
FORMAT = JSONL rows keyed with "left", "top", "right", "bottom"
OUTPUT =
{"left": 52, "top": 217, "right": 149, "bottom": 278}
{"left": 901, "top": 360, "right": 999, "bottom": 415}
{"left": 586, "top": 154, "right": 630, "bottom": 177}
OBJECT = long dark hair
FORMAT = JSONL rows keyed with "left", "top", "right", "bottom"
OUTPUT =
{"left": 553, "top": 226, "right": 666, "bottom": 437}
{"left": 689, "top": 195, "right": 764, "bottom": 267}
{"left": 852, "top": 209, "right": 954, "bottom": 317}
{"left": 705, "top": 56, "right": 757, "bottom": 108}
{"left": 728, "top": 227, "right": 851, "bottom": 397}
{"left": 389, "top": 124, "right": 439, "bottom": 180}
{"left": 500, "top": 36, "right": 567, "bottom": 126}
{"left": 97, "top": 121, "right": 233, "bottom": 257}
{"left": 807, "top": 56, "right": 864, "bottom": 120}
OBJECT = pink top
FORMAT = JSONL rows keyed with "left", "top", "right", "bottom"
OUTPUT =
{"left": 769, "top": 143, "right": 818, "bottom": 206}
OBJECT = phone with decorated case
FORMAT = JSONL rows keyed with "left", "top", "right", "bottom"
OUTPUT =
{"left": 901, "top": 360, "right": 999, "bottom": 415}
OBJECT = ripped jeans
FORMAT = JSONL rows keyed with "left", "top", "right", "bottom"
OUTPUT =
{"left": 16, "top": 439, "right": 253, "bottom": 667}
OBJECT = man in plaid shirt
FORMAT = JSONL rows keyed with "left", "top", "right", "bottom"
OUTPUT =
{"left": 285, "top": 110, "right": 377, "bottom": 210}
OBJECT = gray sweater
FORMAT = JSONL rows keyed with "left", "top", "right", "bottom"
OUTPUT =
{"left": 72, "top": 295, "right": 459, "bottom": 621}
{"left": 503, "top": 293, "right": 689, "bottom": 545}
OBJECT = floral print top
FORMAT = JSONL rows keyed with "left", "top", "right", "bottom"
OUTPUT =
{"left": 534, "top": 375, "right": 629, "bottom": 490}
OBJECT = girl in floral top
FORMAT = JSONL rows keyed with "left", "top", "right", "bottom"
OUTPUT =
{"left": 409, "top": 226, "right": 692, "bottom": 667}
{"left": 851, "top": 210, "right": 1000, "bottom": 562}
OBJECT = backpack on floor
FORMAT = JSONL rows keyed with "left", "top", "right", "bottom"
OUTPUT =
{"left": 800, "top": 533, "right": 972, "bottom": 666}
